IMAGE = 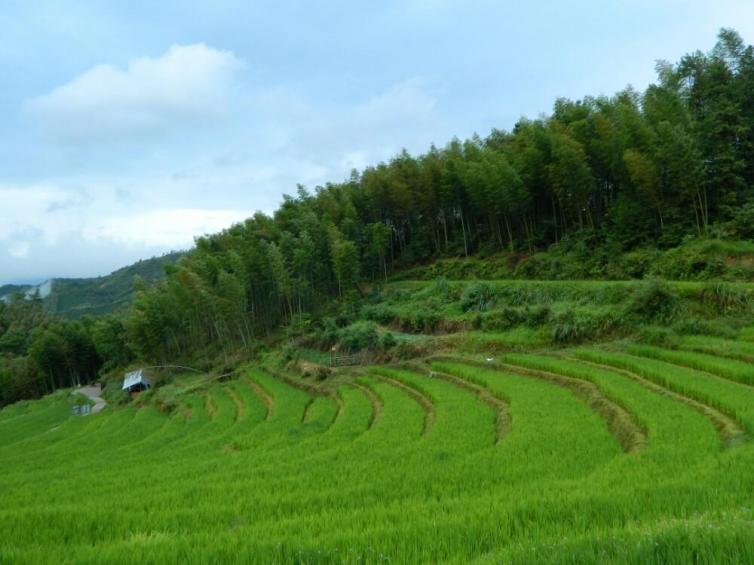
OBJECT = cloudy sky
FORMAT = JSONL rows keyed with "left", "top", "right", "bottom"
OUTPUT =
{"left": 1, "top": 1, "right": 752, "bottom": 284}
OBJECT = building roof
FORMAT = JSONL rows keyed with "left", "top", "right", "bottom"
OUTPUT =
{"left": 122, "top": 369, "right": 151, "bottom": 390}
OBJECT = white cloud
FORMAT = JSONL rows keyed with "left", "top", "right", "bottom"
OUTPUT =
{"left": 354, "top": 79, "right": 437, "bottom": 128}
{"left": 84, "top": 208, "right": 250, "bottom": 248}
{"left": 25, "top": 44, "right": 244, "bottom": 142}
{"left": 8, "top": 242, "right": 30, "bottom": 259}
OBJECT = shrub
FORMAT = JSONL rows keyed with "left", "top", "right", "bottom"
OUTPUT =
{"left": 625, "top": 279, "right": 679, "bottom": 322}
{"left": 460, "top": 283, "right": 496, "bottom": 312}
{"left": 281, "top": 344, "right": 299, "bottom": 362}
{"left": 550, "top": 312, "right": 594, "bottom": 344}
{"left": 406, "top": 310, "right": 440, "bottom": 333}
{"left": 523, "top": 305, "right": 552, "bottom": 327}
{"left": 732, "top": 201, "right": 754, "bottom": 239}
{"left": 361, "top": 304, "right": 397, "bottom": 325}
{"left": 481, "top": 308, "right": 523, "bottom": 331}
{"left": 550, "top": 309, "right": 622, "bottom": 344}
{"left": 317, "top": 318, "right": 339, "bottom": 347}
{"left": 648, "top": 239, "right": 727, "bottom": 280}
{"left": 671, "top": 317, "right": 738, "bottom": 338}
{"left": 699, "top": 282, "right": 752, "bottom": 315}
{"left": 379, "top": 331, "right": 397, "bottom": 350}
{"left": 638, "top": 325, "right": 678, "bottom": 346}
{"left": 337, "top": 321, "right": 378, "bottom": 352}
{"left": 416, "top": 277, "right": 454, "bottom": 302}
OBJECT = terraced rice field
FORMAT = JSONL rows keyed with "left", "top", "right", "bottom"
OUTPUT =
{"left": 3, "top": 343, "right": 754, "bottom": 563}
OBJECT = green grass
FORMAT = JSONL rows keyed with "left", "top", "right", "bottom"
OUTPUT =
{"left": 3, "top": 347, "right": 754, "bottom": 563}
{"left": 628, "top": 343, "right": 754, "bottom": 385}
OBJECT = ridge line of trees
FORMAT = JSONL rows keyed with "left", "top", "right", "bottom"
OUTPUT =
{"left": 3, "top": 29, "right": 754, "bottom": 406}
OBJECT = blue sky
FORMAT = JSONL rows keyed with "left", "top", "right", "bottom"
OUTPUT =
{"left": 1, "top": 0, "right": 752, "bottom": 284}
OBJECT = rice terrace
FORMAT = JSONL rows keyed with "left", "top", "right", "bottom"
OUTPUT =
{"left": 4, "top": 9, "right": 754, "bottom": 565}
{"left": 4, "top": 278, "right": 754, "bottom": 563}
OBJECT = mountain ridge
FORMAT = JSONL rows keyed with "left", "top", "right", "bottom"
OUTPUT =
{"left": 0, "top": 251, "right": 184, "bottom": 318}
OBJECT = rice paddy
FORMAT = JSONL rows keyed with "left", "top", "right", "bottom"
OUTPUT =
{"left": 3, "top": 342, "right": 754, "bottom": 563}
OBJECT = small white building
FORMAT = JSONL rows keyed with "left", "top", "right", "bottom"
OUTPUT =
{"left": 122, "top": 369, "right": 151, "bottom": 397}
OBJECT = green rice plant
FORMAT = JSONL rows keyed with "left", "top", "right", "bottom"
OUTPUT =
{"left": 3, "top": 358, "right": 754, "bottom": 563}
{"left": 573, "top": 349, "right": 754, "bottom": 432}
{"left": 676, "top": 334, "right": 754, "bottom": 361}
{"left": 628, "top": 344, "right": 754, "bottom": 385}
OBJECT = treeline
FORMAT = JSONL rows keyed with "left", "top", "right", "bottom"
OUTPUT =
{"left": 3, "top": 29, "right": 754, "bottom": 405}
{"left": 121, "top": 29, "right": 754, "bottom": 360}
{"left": 0, "top": 297, "right": 102, "bottom": 406}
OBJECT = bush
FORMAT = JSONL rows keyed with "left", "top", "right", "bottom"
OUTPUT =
{"left": 732, "top": 202, "right": 754, "bottom": 239}
{"left": 379, "top": 331, "right": 397, "bottom": 350}
{"left": 523, "top": 305, "right": 552, "bottom": 327}
{"left": 337, "top": 321, "right": 378, "bottom": 352}
{"left": 281, "top": 344, "right": 299, "bottom": 362}
{"left": 316, "top": 318, "right": 339, "bottom": 347}
{"left": 638, "top": 325, "right": 678, "bottom": 346}
{"left": 481, "top": 308, "right": 523, "bottom": 331}
{"left": 550, "top": 309, "right": 622, "bottom": 344}
{"left": 648, "top": 239, "right": 727, "bottom": 280}
{"left": 361, "top": 304, "right": 397, "bottom": 325}
{"left": 460, "top": 283, "right": 496, "bottom": 312}
{"left": 550, "top": 312, "right": 595, "bottom": 344}
{"left": 671, "top": 317, "right": 738, "bottom": 338}
{"left": 405, "top": 310, "right": 440, "bottom": 333}
{"left": 699, "top": 282, "right": 752, "bottom": 315}
{"left": 625, "top": 279, "right": 679, "bottom": 322}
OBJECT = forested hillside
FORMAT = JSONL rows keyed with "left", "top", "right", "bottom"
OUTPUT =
{"left": 44, "top": 251, "right": 185, "bottom": 318}
{"left": 0, "top": 253, "right": 181, "bottom": 406}
{"left": 121, "top": 29, "right": 754, "bottom": 360}
{"left": 3, "top": 28, "right": 754, "bottom": 407}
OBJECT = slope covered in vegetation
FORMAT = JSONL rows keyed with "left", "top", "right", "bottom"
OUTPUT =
{"left": 6, "top": 28, "right": 754, "bottom": 406}
{"left": 3, "top": 338, "right": 754, "bottom": 562}
{"left": 45, "top": 251, "right": 184, "bottom": 319}
{"left": 0, "top": 253, "right": 181, "bottom": 407}
{"left": 4, "top": 28, "right": 754, "bottom": 563}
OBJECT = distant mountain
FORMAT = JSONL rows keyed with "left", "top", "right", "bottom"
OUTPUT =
{"left": 0, "top": 252, "right": 184, "bottom": 318}
{"left": 0, "top": 284, "right": 31, "bottom": 301}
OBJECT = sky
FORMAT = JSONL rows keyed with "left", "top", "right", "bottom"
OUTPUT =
{"left": 1, "top": 1, "right": 753, "bottom": 284}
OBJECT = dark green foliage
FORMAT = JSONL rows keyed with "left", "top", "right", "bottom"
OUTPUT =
{"left": 49, "top": 252, "right": 182, "bottom": 319}
{"left": 460, "top": 283, "right": 496, "bottom": 312}
{"left": 0, "top": 330, "right": 27, "bottom": 356}
{"left": 731, "top": 202, "right": 754, "bottom": 238}
{"left": 7, "top": 29, "right": 754, "bottom": 406}
{"left": 638, "top": 325, "right": 678, "bottom": 346}
{"left": 550, "top": 311, "right": 596, "bottom": 344}
{"left": 480, "top": 308, "right": 523, "bottom": 331}
{"left": 625, "top": 280, "right": 679, "bottom": 322}
{"left": 699, "top": 282, "right": 753, "bottom": 314}
{"left": 524, "top": 305, "right": 552, "bottom": 327}
{"left": 403, "top": 310, "right": 441, "bottom": 333}
{"left": 361, "top": 304, "right": 397, "bottom": 325}
{"left": 337, "top": 321, "right": 378, "bottom": 352}
{"left": 670, "top": 317, "right": 739, "bottom": 338}
{"left": 379, "top": 331, "right": 397, "bottom": 349}
{"left": 648, "top": 240, "right": 728, "bottom": 280}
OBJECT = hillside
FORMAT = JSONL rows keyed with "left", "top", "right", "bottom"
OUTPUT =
{"left": 0, "top": 284, "right": 30, "bottom": 301}
{"left": 0, "top": 252, "right": 183, "bottom": 318}
{"left": 4, "top": 27, "right": 754, "bottom": 563}
{"left": 43, "top": 251, "right": 185, "bottom": 318}
{"left": 3, "top": 327, "right": 754, "bottom": 561}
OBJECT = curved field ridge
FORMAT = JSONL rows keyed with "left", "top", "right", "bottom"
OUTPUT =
{"left": 2, "top": 353, "right": 754, "bottom": 563}
{"left": 368, "top": 368, "right": 437, "bottom": 436}
{"left": 441, "top": 355, "right": 647, "bottom": 453}
{"left": 415, "top": 361, "right": 511, "bottom": 443}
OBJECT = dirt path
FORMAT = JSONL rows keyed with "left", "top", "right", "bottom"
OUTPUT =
{"left": 74, "top": 385, "right": 107, "bottom": 414}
